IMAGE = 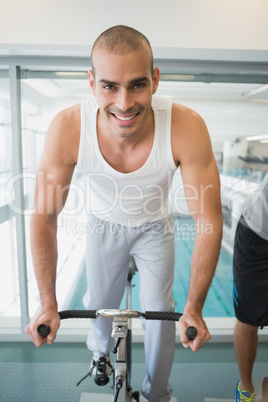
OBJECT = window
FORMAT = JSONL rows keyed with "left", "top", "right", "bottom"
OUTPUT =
{"left": 0, "top": 57, "right": 267, "bottom": 340}
{"left": 0, "top": 72, "right": 21, "bottom": 323}
{"left": 20, "top": 70, "right": 89, "bottom": 317}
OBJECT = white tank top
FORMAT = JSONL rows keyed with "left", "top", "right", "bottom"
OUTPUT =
{"left": 243, "top": 172, "right": 268, "bottom": 241}
{"left": 76, "top": 95, "right": 177, "bottom": 226}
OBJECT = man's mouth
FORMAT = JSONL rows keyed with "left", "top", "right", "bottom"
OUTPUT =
{"left": 111, "top": 112, "right": 140, "bottom": 122}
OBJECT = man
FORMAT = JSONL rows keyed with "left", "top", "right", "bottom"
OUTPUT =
{"left": 26, "top": 25, "right": 222, "bottom": 401}
{"left": 233, "top": 172, "right": 268, "bottom": 402}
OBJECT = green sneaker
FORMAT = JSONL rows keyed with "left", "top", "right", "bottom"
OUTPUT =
{"left": 235, "top": 380, "right": 256, "bottom": 401}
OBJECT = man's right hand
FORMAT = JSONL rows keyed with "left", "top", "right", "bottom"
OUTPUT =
{"left": 25, "top": 310, "right": 60, "bottom": 347}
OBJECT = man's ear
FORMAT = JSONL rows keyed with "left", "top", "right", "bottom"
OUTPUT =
{"left": 152, "top": 67, "right": 160, "bottom": 94}
{"left": 88, "top": 69, "right": 96, "bottom": 95}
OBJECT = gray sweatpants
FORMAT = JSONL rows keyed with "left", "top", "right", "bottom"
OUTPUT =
{"left": 82, "top": 215, "right": 176, "bottom": 402}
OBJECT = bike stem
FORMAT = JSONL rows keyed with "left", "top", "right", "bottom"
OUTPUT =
{"left": 112, "top": 318, "right": 130, "bottom": 402}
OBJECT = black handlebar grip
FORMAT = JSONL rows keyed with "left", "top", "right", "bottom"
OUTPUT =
{"left": 59, "top": 310, "right": 97, "bottom": 320}
{"left": 186, "top": 326, "right": 197, "bottom": 340}
{"left": 37, "top": 323, "right": 50, "bottom": 337}
{"left": 143, "top": 311, "right": 183, "bottom": 321}
{"left": 143, "top": 312, "right": 197, "bottom": 340}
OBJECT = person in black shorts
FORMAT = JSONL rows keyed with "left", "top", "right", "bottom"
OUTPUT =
{"left": 233, "top": 173, "right": 268, "bottom": 402}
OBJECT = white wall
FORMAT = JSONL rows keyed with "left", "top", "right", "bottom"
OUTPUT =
{"left": 1, "top": 0, "right": 268, "bottom": 149}
{"left": 175, "top": 99, "right": 268, "bottom": 142}
{"left": 248, "top": 142, "right": 268, "bottom": 158}
{"left": 223, "top": 138, "right": 248, "bottom": 170}
{"left": 1, "top": 0, "right": 268, "bottom": 59}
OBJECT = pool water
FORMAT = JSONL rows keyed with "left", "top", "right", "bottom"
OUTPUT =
{"left": 68, "top": 217, "right": 234, "bottom": 317}
{"left": 173, "top": 217, "right": 234, "bottom": 317}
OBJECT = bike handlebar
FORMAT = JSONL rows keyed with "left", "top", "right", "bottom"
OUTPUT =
{"left": 37, "top": 309, "right": 197, "bottom": 340}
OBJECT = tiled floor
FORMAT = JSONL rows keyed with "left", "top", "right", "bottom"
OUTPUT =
{"left": 0, "top": 341, "right": 267, "bottom": 401}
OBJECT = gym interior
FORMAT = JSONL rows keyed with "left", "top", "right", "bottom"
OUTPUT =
{"left": 0, "top": 1, "right": 268, "bottom": 401}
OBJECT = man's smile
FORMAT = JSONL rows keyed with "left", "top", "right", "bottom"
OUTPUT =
{"left": 110, "top": 112, "right": 140, "bottom": 124}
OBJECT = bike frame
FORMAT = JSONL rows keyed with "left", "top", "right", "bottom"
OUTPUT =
{"left": 100, "top": 309, "right": 140, "bottom": 402}
{"left": 37, "top": 263, "right": 196, "bottom": 401}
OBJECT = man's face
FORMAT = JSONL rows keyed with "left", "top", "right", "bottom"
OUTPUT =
{"left": 88, "top": 46, "right": 160, "bottom": 139}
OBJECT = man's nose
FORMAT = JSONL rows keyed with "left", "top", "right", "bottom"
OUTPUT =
{"left": 115, "top": 88, "right": 134, "bottom": 112}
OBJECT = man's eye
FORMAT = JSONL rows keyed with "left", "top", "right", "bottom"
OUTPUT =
{"left": 104, "top": 85, "right": 115, "bottom": 90}
{"left": 133, "top": 83, "right": 144, "bottom": 89}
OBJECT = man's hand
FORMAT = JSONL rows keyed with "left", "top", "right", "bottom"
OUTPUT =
{"left": 25, "top": 310, "right": 60, "bottom": 347}
{"left": 178, "top": 312, "right": 211, "bottom": 352}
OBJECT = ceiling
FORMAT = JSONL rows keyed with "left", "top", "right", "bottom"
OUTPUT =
{"left": 21, "top": 64, "right": 268, "bottom": 146}
{"left": 23, "top": 76, "right": 268, "bottom": 103}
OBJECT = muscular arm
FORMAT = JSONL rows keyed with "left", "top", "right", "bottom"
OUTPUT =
{"left": 26, "top": 106, "right": 80, "bottom": 346}
{"left": 172, "top": 104, "right": 223, "bottom": 351}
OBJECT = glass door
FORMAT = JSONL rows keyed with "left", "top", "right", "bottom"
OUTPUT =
{"left": 20, "top": 70, "right": 90, "bottom": 318}
{"left": 0, "top": 70, "right": 21, "bottom": 329}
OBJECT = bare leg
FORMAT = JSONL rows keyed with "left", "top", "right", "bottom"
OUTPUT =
{"left": 233, "top": 319, "right": 258, "bottom": 394}
{"left": 263, "top": 376, "right": 268, "bottom": 402}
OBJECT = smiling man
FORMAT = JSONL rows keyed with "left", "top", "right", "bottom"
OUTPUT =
{"left": 90, "top": 43, "right": 157, "bottom": 141}
{"left": 26, "top": 25, "right": 222, "bottom": 402}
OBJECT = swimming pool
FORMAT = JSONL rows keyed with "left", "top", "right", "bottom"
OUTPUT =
{"left": 68, "top": 217, "right": 234, "bottom": 317}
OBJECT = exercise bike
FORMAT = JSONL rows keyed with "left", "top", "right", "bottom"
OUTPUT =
{"left": 37, "top": 261, "right": 197, "bottom": 402}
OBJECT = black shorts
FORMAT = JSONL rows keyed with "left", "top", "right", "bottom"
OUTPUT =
{"left": 233, "top": 216, "right": 268, "bottom": 327}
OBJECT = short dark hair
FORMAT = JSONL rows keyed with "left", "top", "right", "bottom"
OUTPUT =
{"left": 91, "top": 25, "right": 154, "bottom": 76}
